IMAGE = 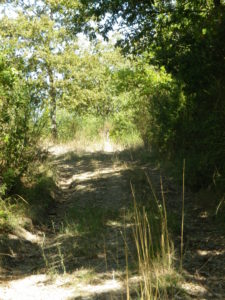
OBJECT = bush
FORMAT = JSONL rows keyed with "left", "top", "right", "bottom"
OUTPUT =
{"left": 110, "top": 112, "right": 141, "bottom": 147}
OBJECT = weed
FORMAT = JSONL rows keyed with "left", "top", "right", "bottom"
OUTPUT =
{"left": 0, "top": 195, "right": 27, "bottom": 232}
{"left": 125, "top": 175, "right": 184, "bottom": 299}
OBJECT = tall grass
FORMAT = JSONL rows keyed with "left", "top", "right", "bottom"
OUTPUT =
{"left": 127, "top": 175, "right": 182, "bottom": 299}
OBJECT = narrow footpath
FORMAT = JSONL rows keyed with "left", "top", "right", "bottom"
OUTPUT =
{"left": 0, "top": 145, "right": 224, "bottom": 299}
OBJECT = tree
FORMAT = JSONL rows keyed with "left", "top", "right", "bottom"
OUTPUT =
{"left": 0, "top": 1, "right": 81, "bottom": 139}
{"left": 69, "top": 0, "right": 225, "bottom": 187}
{"left": 0, "top": 0, "right": 132, "bottom": 140}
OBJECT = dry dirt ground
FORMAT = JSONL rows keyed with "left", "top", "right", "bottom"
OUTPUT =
{"left": 0, "top": 144, "right": 224, "bottom": 299}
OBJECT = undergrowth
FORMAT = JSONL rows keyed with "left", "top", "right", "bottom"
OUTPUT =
{"left": 0, "top": 157, "right": 57, "bottom": 232}
{"left": 43, "top": 111, "right": 142, "bottom": 149}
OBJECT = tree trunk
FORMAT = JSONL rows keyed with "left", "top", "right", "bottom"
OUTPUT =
{"left": 214, "top": 0, "right": 221, "bottom": 7}
{"left": 47, "top": 65, "right": 57, "bottom": 140}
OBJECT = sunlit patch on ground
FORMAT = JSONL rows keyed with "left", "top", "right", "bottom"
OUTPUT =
{"left": 66, "top": 166, "right": 126, "bottom": 184}
{"left": 181, "top": 281, "right": 207, "bottom": 298}
{"left": 48, "top": 139, "right": 123, "bottom": 156}
{"left": 0, "top": 274, "right": 75, "bottom": 300}
{"left": 0, "top": 271, "right": 125, "bottom": 300}
{"left": 197, "top": 249, "right": 225, "bottom": 256}
{"left": 106, "top": 220, "right": 123, "bottom": 227}
{"left": 199, "top": 211, "right": 209, "bottom": 218}
{"left": 77, "top": 279, "right": 122, "bottom": 294}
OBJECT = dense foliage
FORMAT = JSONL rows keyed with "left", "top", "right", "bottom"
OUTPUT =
{"left": 1, "top": 0, "right": 225, "bottom": 193}
{"left": 0, "top": 54, "right": 34, "bottom": 193}
{"left": 68, "top": 0, "right": 225, "bottom": 188}
{"left": 0, "top": 0, "right": 140, "bottom": 196}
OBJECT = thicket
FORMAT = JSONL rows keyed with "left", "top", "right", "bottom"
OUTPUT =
{"left": 0, "top": 53, "right": 41, "bottom": 231}
{"left": 152, "top": 2, "right": 225, "bottom": 189}
{"left": 0, "top": 54, "right": 36, "bottom": 194}
{"left": 74, "top": 0, "right": 225, "bottom": 191}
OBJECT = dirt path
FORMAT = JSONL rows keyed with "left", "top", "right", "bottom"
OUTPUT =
{"left": 0, "top": 147, "right": 136, "bottom": 299}
{"left": 181, "top": 195, "right": 225, "bottom": 299}
{"left": 0, "top": 146, "right": 224, "bottom": 299}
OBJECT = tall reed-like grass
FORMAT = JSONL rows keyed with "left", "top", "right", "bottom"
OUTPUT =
{"left": 127, "top": 173, "right": 182, "bottom": 299}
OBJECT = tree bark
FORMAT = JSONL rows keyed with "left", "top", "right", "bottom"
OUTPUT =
{"left": 47, "top": 65, "right": 57, "bottom": 140}
{"left": 214, "top": 0, "right": 221, "bottom": 7}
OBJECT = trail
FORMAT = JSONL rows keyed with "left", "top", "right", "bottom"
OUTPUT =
{"left": 0, "top": 146, "right": 137, "bottom": 299}
{"left": 0, "top": 145, "right": 224, "bottom": 299}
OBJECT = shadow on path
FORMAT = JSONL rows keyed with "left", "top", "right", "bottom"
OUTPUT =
{"left": 0, "top": 147, "right": 224, "bottom": 299}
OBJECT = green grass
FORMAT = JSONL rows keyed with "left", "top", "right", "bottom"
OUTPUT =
{"left": 8, "top": 159, "right": 58, "bottom": 226}
{"left": 63, "top": 206, "right": 120, "bottom": 236}
{"left": 0, "top": 197, "right": 21, "bottom": 232}
{"left": 0, "top": 181, "right": 30, "bottom": 232}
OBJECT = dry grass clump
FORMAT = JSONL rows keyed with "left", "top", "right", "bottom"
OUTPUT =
{"left": 125, "top": 176, "right": 184, "bottom": 299}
